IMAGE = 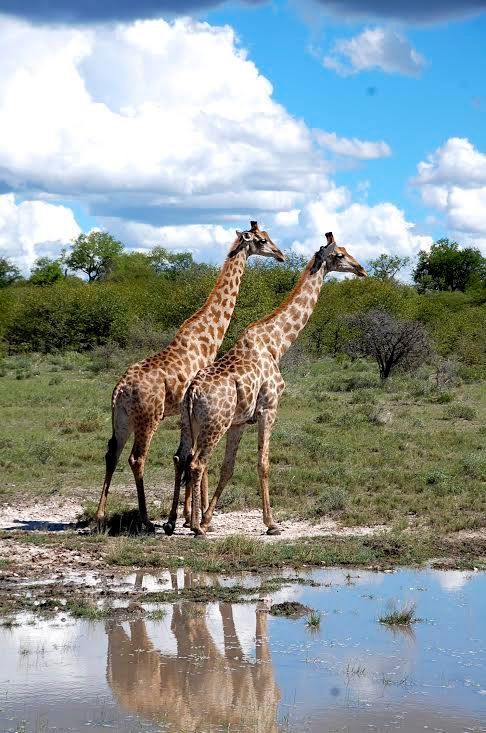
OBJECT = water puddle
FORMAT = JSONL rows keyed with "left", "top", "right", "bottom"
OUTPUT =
{"left": 1, "top": 568, "right": 485, "bottom": 732}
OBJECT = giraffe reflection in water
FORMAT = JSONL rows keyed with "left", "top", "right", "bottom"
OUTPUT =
{"left": 105, "top": 571, "right": 280, "bottom": 732}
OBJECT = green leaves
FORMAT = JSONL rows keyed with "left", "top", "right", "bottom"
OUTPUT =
{"left": 66, "top": 231, "right": 124, "bottom": 282}
{"left": 413, "top": 238, "right": 486, "bottom": 292}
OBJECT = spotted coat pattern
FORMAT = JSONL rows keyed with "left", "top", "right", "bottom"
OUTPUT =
{"left": 168, "top": 234, "right": 367, "bottom": 536}
{"left": 95, "top": 226, "right": 285, "bottom": 529}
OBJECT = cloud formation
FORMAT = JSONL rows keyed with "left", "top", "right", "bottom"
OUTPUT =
{"left": 315, "top": 131, "right": 391, "bottom": 159}
{"left": 288, "top": 186, "right": 432, "bottom": 262}
{"left": 313, "top": 0, "right": 486, "bottom": 23}
{"left": 0, "top": 194, "right": 81, "bottom": 272}
{"left": 0, "top": 17, "right": 325, "bottom": 221}
{"left": 324, "top": 27, "right": 426, "bottom": 76}
{"left": 0, "top": 15, "right": 430, "bottom": 270}
{"left": 1, "top": 0, "right": 484, "bottom": 23}
{"left": 414, "top": 137, "right": 486, "bottom": 250}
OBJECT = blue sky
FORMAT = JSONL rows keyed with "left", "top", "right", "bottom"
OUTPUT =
{"left": 207, "top": 2, "right": 486, "bottom": 227}
{"left": 0, "top": 0, "right": 486, "bottom": 271}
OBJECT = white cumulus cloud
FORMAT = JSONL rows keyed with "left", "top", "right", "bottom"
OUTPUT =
{"left": 315, "top": 131, "right": 391, "bottom": 159}
{"left": 324, "top": 27, "right": 426, "bottom": 77}
{"left": 0, "top": 15, "right": 431, "bottom": 270}
{"left": 287, "top": 186, "right": 432, "bottom": 264}
{"left": 0, "top": 16, "right": 325, "bottom": 219}
{"left": 414, "top": 137, "right": 486, "bottom": 250}
{"left": 101, "top": 218, "right": 237, "bottom": 263}
{"left": 0, "top": 194, "right": 81, "bottom": 272}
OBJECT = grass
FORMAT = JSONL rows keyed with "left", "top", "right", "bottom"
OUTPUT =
{"left": 0, "top": 352, "right": 485, "bottom": 537}
{"left": 2, "top": 527, "right": 486, "bottom": 577}
{"left": 64, "top": 600, "right": 112, "bottom": 620}
{"left": 269, "top": 601, "right": 310, "bottom": 617}
{"left": 379, "top": 601, "right": 419, "bottom": 626}
{"left": 306, "top": 610, "right": 321, "bottom": 629}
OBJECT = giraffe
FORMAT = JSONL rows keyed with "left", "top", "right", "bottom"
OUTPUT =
{"left": 172, "top": 232, "right": 366, "bottom": 537}
{"left": 95, "top": 222, "right": 285, "bottom": 531}
{"left": 106, "top": 572, "right": 280, "bottom": 732}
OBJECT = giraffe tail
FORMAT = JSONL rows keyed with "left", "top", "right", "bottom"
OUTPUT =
{"left": 180, "top": 387, "right": 196, "bottom": 487}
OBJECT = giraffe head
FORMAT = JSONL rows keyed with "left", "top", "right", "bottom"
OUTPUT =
{"left": 311, "top": 231, "right": 367, "bottom": 277}
{"left": 230, "top": 221, "right": 285, "bottom": 262}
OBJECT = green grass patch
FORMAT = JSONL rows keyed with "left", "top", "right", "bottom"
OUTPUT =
{"left": 0, "top": 353, "right": 485, "bottom": 537}
{"left": 270, "top": 601, "right": 311, "bottom": 617}
{"left": 379, "top": 601, "right": 419, "bottom": 626}
{"left": 306, "top": 610, "right": 322, "bottom": 629}
{"left": 65, "top": 600, "right": 111, "bottom": 620}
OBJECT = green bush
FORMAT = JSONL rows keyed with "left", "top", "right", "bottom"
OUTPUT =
{"left": 0, "top": 258, "right": 484, "bottom": 370}
{"left": 310, "top": 486, "right": 347, "bottom": 517}
{"left": 444, "top": 403, "right": 477, "bottom": 421}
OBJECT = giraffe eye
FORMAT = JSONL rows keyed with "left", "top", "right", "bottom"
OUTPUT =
{"left": 336, "top": 253, "right": 344, "bottom": 259}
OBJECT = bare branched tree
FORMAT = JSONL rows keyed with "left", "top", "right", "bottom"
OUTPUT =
{"left": 345, "top": 309, "right": 432, "bottom": 380}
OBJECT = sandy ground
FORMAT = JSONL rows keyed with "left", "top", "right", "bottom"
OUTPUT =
{"left": 167, "top": 509, "right": 388, "bottom": 541}
{"left": 0, "top": 497, "right": 387, "bottom": 540}
{"left": 0, "top": 497, "right": 84, "bottom": 531}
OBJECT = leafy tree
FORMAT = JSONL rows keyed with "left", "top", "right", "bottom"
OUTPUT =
{"left": 30, "top": 257, "right": 64, "bottom": 286}
{"left": 0, "top": 257, "right": 22, "bottom": 288}
{"left": 413, "top": 239, "right": 486, "bottom": 292}
{"left": 368, "top": 253, "right": 410, "bottom": 281}
{"left": 149, "top": 246, "right": 195, "bottom": 278}
{"left": 66, "top": 231, "right": 124, "bottom": 282}
{"left": 345, "top": 309, "right": 431, "bottom": 380}
{"left": 108, "top": 252, "right": 155, "bottom": 282}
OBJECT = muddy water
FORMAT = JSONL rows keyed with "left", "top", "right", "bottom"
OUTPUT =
{"left": 1, "top": 568, "right": 485, "bottom": 733}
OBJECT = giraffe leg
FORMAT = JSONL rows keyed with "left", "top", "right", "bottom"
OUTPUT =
{"left": 128, "top": 425, "right": 157, "bottom": 533}
{"left": 95, "top": 409, "right": 130, "bottom": 528}
{"left": 257, "top": 410, "right": 280, "bottom": 535}
{"left": 201, "top": 468, "right": 217, "bottom": 531}
{"left": 182, "top": 477, "right": 192, "bottom": 528}
{"left": 189, "top": 456, "right": 208, "bottom": 537}
{"left": 201, "top": 424, "right": 245, "bottom": 532}
{"left": 182, "top": 466, "right": 208, "bottom": 527}
{"left": 163, "top": 429, "right": 192, "bottom": 536}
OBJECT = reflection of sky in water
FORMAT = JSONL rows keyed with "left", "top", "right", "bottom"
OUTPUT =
{"left": 270, "top": 568, "right": 486, "bottom": 725}
{"left": 1, "top": 568, "right": 485, "bottom": 733}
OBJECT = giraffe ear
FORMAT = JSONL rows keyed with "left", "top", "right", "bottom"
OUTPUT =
{"left": 229, "top": 234, "right": 248, "bottom": 258}
{"left": 236, "top": 230, "right": 242, "bottom": 236}
{"left": 310, "top": 246, "right": 326, "bottom": 274}
{"left": 324, "top": 231, "right": 337, "bottom": 254}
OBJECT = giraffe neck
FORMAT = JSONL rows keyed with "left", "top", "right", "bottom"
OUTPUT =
{"left": 248, "top": 257, "right": 328, "bottom": 362}
{"left": 173, "top": 249, "right": 247, "bottom": 365}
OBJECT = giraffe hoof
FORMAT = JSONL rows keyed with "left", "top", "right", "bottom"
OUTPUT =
{"left": 143, "top": 520, "right": 156, "bottom": 534}
{"left": 95, "top": 516, "right": 106, "bottom": 533}
{"left": 193, "top": 529, "right": 207, "bottom": 539}
{"left": 266, "top": 526, "right": 281, "bottom": 536}
{"left": 183, "top": 520, "right": 191, "bottom": 528}
{"left": 162, "top": 521, "right": 175, "bottom": 536}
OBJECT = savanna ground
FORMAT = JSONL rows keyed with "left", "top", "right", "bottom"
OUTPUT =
{"left": 0, "top": 348, "right": 485, "bottom": 619}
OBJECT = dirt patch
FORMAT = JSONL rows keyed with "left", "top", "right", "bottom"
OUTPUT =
{"left": 447, "top": 527, "right": 486, "bottom": 542}
{"left": 0, "top": 497, "right": 83, "bottom": 531}
{"left": 166, "top": 509, "right": 388, "bottom": 542}
{"left": 0, "top": 536, "right": 101, "bottom": 578}
{"left": 0, "top": 498, "right": 388, "bottom": 540}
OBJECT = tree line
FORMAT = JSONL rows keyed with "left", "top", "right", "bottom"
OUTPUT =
{"left": 0, "top": 231, "right": 485, "bottom": 370}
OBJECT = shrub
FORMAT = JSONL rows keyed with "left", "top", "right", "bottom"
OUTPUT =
{"left": 345, "top": 310, "right": 432, "bottom": 380}
{"left": 462, "top": 454, "right": 486, "bottom": 480}
{"left": 444, "top": 403, "right": 477, "bottom": 421}
{"left": 436, "top": 391, "right": 453, "bottom": 403}
{"left": 311, "top": 486, "right": 347, "bottom": 517}
{"left": 5, "top": 284, "right": 129, "bottom": 353}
